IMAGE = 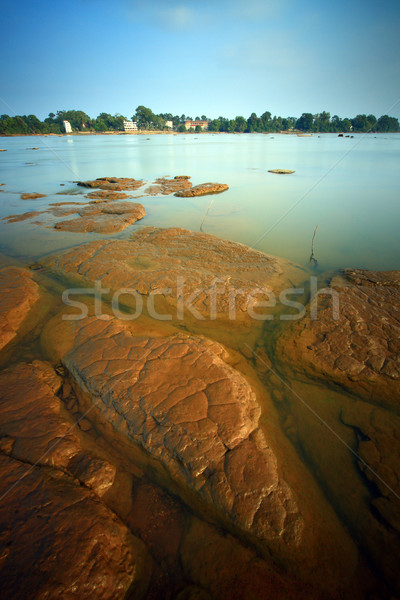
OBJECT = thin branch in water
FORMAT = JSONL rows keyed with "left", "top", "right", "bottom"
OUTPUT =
{"left": 200, "top": 198, "right": 215, "bottom": 232}
{"left": 309, "top": 225, "right": 319, "bottom": 267}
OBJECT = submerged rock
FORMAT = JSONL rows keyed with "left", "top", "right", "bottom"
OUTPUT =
{"left": 145, "top": 177, "right": 193, "bottom": 195}
{"left": 20, "top": 192, "right": 46, "bottom": 199}
{"left": 42, "top": 226, "right": 298, "bottom": 322}
{"left": 0, "top": 267, "right": 39, "bottom": 351}
{"left": 2, "top": 211, "right": 43, "bottom": 223}
{"left": 54, "top": 201, "right": 146, "bottom": 233}
{"left": 76, "top": 176, "right": 143, "bottom": 191}
{"left": 0, "top": 361, "right": 149, "bottom": 599}
{"left": 85, "top": 190, "right": 131, "bottom": 201}
{"left": 278, "top": 269, "right": 400, "bottom": 408}
{"left": 175, "top": 182, "right": 229, "bottom": 197}
{"left": 62, "top": 317, "right": 302, "bottom": 552}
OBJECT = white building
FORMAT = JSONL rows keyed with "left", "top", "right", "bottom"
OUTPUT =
{"left": 165, "top": 120, "right": 173, "bottom": 129}
{"left": 123, "top": 120, "right": 138, "bottom": 132}
{"left": 63, "top": 120, "right": 72, "bottom": 133}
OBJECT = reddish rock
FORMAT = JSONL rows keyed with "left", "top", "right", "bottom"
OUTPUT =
{"left": 54, "top": 201, "right": 146, "bottom": 233}
{"left": 85, "top": 190, "right": 131, "bottom": 201}
{"left": 42, "top": 226, "right": 299, "bottom": 321}
{"left": 76, "top": 176, "right": 143, "bottom": 191}
{"left": 0, "top": 453, "right": 148, "bottom": 599}
{"left": 20, "top": 192, "right": 46, "bottom": 199}
{"left": 0, "top": 361, "right": 116, "bottom": 496}
{"left": 62, "top": 318, "right": 302, "bottom": 554}
{"left": 278, "top": 269, "right": 400, "bottom": 408}
{"left": 0, "top": 361, "right": 150, "bottom": 598}
{"left": 149, "top": 177, "right": 193, "bottom": 195}
{"left": 0, "top": 267, "right": 39, "bottom": 351}
{"left": 2, "top": 211, "right": 43, "bottom": 223}
{"left": 175, "top": 183, "right": 229, "bottom": 197}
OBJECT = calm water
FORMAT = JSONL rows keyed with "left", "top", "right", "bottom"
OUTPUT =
{"left": 0, "top": 132, "right": 399, "bottom": 272}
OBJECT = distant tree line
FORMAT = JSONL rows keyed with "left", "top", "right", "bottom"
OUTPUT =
{"left": 1, "top": 106, "right": 399, "bottom": 135}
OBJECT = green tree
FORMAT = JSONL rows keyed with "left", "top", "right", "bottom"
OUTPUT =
{"left": 296, "top": 113, "right": 314, "bottom": 131}
{"left": 195, "top": 125, "right": 202, "bottom": 132}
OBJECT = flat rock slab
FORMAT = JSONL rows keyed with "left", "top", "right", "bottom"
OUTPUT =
{"left": 0, "top": 360, "right": 149, "bottom": 599}
{"left": 0, "top": 267, "right": 39, "bottom": 351}
{"left": 43, "top": 226, "right": 295, "bottom": 320}
{"left": 0, "top": 452, "right": 146, "bottom": 599}
{"left": 76, "top": 176, "right": 143, "bottom": 191}
{"left": 268, "top": 169, "right": 295, "bottom": 174}
{"left": 20, "top": 192, "right": 47, "bottom": 199}
{"left": 175, "top": 183, "right": 229, "bottom": 197}
{"left": 278, "top": 269, "right": 400, "bottom": 408}
{"left": 54, "top": 201, "right": 146, "bottom": 233}
{"left": 2, "top": 211, "right": 43, "bottom": 223}
{"left": 85, "top": 190, "right": 131, "bottom": 201}
{"left": 0, "top": 361, "right": 116, "bottom": 497}
{"left": 63, "top": 317, "right": 302, "bottom": 555}
{"left": 149, "top": 177, "right": 193, "bottom": 195}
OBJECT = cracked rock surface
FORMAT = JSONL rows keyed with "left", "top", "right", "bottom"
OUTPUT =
{"left": 278, "top": 269, "right": 400, "bottom": 408}
{"left": 43, "top": 226, "right": 299, "bottom": 320}
{"left": 62, "top": 317, "right": 303, "bottom": 555}
{"left": 0, "top": 360, "right": 149, "bottom": 599}
{"left": 0, "top": 267, "right": 40, "bottom": 351}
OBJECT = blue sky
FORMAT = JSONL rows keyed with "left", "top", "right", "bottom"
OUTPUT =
{"left": 1, "top": 0, "right": 399, "bottom": 120}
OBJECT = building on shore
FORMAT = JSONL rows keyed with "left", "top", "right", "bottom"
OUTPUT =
{"left": 123, "top": 120, "right": 138, "bottom": 132}
{"left": 184, "top": 120, "right": 210, "bottom": 131}
{"left": 165, "top": 120, "right": 173, "bottom": 129}
{"left": 63, "top": 120, "right": 72, "bottom": 133}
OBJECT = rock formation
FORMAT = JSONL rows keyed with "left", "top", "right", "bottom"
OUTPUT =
{"left": 175, "top": 183, "right": 229, "bottom": 197}
{"left": 54, "top": 201, "right": 146, "bottom": 233}
{"left": 0, "top": 267, "right": 39, "bottom": 351}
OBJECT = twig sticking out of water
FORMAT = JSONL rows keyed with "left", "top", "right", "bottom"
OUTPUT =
{"left": 309, "top": 225, "right": 319, "bottom": 267}
{"left": 200, "top": 198, "right": 215, "bottom": 232}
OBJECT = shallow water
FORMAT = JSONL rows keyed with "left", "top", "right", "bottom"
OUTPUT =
{"left": 0, "top": 132, "right": 399, "bottom": 271}
{"left": 0, "top": 132, "right": 399, "bottom": 595}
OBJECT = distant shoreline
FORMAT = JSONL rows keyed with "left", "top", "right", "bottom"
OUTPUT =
{"left": 0, "top": 130, "right": 396, "bottom": 138}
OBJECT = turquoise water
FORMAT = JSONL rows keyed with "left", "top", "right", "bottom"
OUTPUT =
{"left": 0, "top": 132, "right": 399, "bottom": 271}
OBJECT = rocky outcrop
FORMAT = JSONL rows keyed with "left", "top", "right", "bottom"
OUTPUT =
{"left": 277, "top": 269, "right": 400, "bottom": 409}
{"left": 85, "top": 190, "right": 131, "bottom": 201}
{"left": 62, "top": 318, "right": 302, "bottom": 553}
{"left": 54, "top": 201, "right": 146, "bottom": 233}
{"left": 0, "top": 267, "right": 39, "bottom": 351}
{"left": 145, "top": 176, "right": 192, "bottom": 195}
{"left": 42, "top": 226, "right": 298, "bottom": 322}
{"left": 20, "top": 192, "right": 46, "bottom": 199}
{"left": 268, "top": 169, "right": 295, "bottom": 174}
{"left": 2, "top": 211, "right": 43, "bottom": 223}
{"left": 0, "top": 361, "right": 149, "bottom": 599}
{"left": 175, "top": 183, "right": 229, "bottom": 197}
{"left": 76, "top": 176, "right": 143, "bottom": 191}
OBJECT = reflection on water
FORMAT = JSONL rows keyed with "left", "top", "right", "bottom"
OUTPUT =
{"left": 0, "top": 132, "right": 399, "bottom": 271}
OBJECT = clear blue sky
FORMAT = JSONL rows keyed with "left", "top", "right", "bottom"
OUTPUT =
{"left": 1, "top": 0, "right": 399, "bottom": 120}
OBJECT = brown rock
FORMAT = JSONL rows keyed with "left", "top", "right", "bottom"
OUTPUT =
{"left": 0, "top": 361, "right": 116, "bottom": 497}
{"left": 85, "top": 190, "right": 131, "bottom": 201}
{"left": 54, "top": 201, "right": 146, "bottom": 233}
{"left": 62, "top": 317, "right": 301, "bottom": 561}
{"left": 2, "top": 211, "right": 43, "bottom": 223}
{"left": 76, "top": 176, "right": 143, "bottom": 191}
{"left": 0, "top": 453, "right": 148, "bottom": 599}
{"left": 20, "top": 192, "right": 46, "bottom": 199}
{"left": 0, "top": 361, "right": 150, "bottom": 598}
{"left": 42, "top": 226, "right": 297, "bottom": 321}
{"left": 175, "top": 183, "right": 229, "bottom": 197}
{"left": 268, "top": 169, "right": 295, "bottom": 174}
{"left": 0, "top": 267, "right": 39, "bottom": 351}
{"left": 146, "top": 177, "right": 193, "bottom": 195}
{"left": 277, "top": 269, "right": 400, "bottom": 408}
